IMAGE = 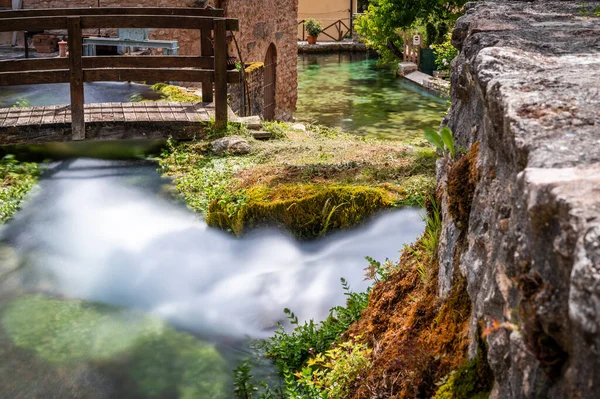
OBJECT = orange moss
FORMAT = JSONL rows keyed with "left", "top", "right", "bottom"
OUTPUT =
{"left": 447, "top": 142, "right": 479, "bottom": 230}
{"left": 346, "top": 235, "right": 471, "bottom": 398}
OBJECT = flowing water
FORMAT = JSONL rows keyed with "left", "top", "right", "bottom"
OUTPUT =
{"left": 0, "top": 54, "right": 443, "bottom": 397}
{"left": 296, "top": 53, "right": 448, "bottom": 140}
{"left": 0, "top": 159, "right": 424, "bottom": 397}
{"left": 0, "top": 82, "right": 162, "bottom": 108}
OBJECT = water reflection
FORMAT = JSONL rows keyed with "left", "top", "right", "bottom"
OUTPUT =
{"left": 296, "top": 53, "right": 448, "bottom": 140}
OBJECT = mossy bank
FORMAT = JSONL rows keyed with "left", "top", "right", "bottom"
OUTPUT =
{"left": 159, "top": 123, "right": 437, "bottom": 238}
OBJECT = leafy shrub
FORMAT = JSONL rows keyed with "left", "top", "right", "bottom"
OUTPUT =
{"left": 424, "top": 126, "right": 455, "bottom": 159}
{"left": 363, "top": 256, "right": 395, "bottom": 282}
{"left": 304, "top": 18, "right": 323, "bottom": 37}
{"left": 431, "top": 33, "right": 458, "bottom": 73}
{"left": 295, "top": 337, "right": 372, "bottom": 399}
{"left": 0, "top": 155, "right": 40, "bottom": 223}
{"left": 260, "top": 278, "right": 369, "bottom": 375}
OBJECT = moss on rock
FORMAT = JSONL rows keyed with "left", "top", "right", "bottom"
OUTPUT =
{"left": 447, "top": 142, "right": 479, "bottom": 230}
{"left": 207, "top": 184, "right": 391, "bottom": 238}
{"left": 434, "top": 342, "right": 493, "bottom": 399}
{"left": 2, "top": 295, "right": 229, "bottom": 398}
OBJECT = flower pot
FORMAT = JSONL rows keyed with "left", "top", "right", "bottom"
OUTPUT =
{"left": 307, "top": 35, "right": 318, "bottom": 45}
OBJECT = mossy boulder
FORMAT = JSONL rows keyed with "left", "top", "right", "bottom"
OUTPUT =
{"left": 2, "top": 295, "right": 229, "bottom": 398}
{"left": 206, "top": 184, "right": 392, "bottom": 238}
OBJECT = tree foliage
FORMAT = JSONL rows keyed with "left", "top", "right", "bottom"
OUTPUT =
{"left": 355, "top": 0, "right": 468, "bottom": 65}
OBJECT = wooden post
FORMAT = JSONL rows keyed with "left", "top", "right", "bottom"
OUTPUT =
{"left": 200, "top": 26, "right": 213, "bottom": 103}
{"left": 213, "top": 18, "right": 227, "bottom": 129}
{"left": 67, "top": 16, "right": 85, "bottom": 140}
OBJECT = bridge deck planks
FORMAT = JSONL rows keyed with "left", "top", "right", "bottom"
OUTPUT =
{"left": 0, "top": 101, "right": 217, "bottom": 145}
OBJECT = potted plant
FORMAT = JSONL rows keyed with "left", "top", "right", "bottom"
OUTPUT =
{"left": 304, "top": 18, "right": 322, "bottom": 45}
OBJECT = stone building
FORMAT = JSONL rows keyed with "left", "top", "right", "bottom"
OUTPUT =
{"left": 3, "top": 0, "right": 297, "bottom": 120}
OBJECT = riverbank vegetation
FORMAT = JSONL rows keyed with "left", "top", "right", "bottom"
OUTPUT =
{"left": 355, "top": 0, "right": 467, "bottom": 66}
{"left": 0, "top": 155, "right": 40, "bottom": 223}
{"left": 233, "top": 192, "right": 491, "bottom": 398}
{"left": 159, "top": 123, "right": 436, "bottom": 238}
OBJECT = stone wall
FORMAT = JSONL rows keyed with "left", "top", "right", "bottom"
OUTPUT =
{"left": 222, "top": 0, "right": 297, "bottom": 121}
{"left": 438, "top": 1, "right": 600, "bottom": 398}
{"left": 11, "top": 0, "right": 298, "bottom": 120}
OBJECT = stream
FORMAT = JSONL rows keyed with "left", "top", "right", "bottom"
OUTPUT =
{"left": 0, "top": 55, "right": 440, "bottom": 397}
{"left": 0, "top": 159, "right": 424, "bottom": 397}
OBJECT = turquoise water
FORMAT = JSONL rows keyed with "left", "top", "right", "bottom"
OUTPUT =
{"left": 296, "top": 53, "right": 448, "bottom": 140}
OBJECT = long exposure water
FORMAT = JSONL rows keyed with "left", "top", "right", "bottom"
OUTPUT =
{"left": 0, "top": 159, "right": 424, "bottom": 397}
{"left": 0, "top": 53, "right": 441, "bottom": 397}
{"left": 296, "top": 53, "right": 448, "bottom": 140}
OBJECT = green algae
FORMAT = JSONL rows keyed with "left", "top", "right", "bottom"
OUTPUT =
{"left": 2, "top": 295, "right": 229, "bottom": 398}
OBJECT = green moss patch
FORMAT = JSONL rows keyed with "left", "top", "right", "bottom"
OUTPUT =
{"left": 207, "top": 184, "right": 391, "bottom": 238}
{"left": 151, "top": 83, "right": 202, "bottom": 103}
{"left": 2, "top": 295, "right": 229, "bottom": 398}
{"left": 159, "top": 126, "right": 437, "bottom": 238}
{"left": 434, "top": 343, "right": 493, "bottom": 399}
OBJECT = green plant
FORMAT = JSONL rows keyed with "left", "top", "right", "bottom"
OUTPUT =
{"left": 260, "top": 278, "right": 369, "bottom": 376}
{"left": 12, "top": 98, "right": 31, "bottom": 108}
{"left": 431, "top": 33, "right": 458, "bottom": 73}
{"left": 304, "top": 18, "right": 323, "bottom": 37}
{"left": 424, "top": 126, "right": 455, "bottom": 159}
{"left": 0, "top": 155, "right": 40, "bottom": 223}
{"left": 295, "top": 337, "right": 372, "bottom": 399}
{"left": 261, "top": 121, "right": 290, "bottom": 139}
{"left": 234, "top": 361, "right": 259, "bottom": 399}
{"left": 363, "top": 256, "right": 395, "bottom": 282}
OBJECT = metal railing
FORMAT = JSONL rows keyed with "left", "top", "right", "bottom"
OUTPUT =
{"left": 298, "top": 18, "right": 351, "bottom": 42}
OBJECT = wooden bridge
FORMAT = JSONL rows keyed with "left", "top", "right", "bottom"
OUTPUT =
{"left": 0, "top": 7, "right": 239, "bottom": 145}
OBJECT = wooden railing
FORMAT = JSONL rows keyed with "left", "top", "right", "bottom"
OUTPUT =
{"left": 0, "top": 7, "right": 239, "bottom": 138}
{"left": 298, "top": 18, "right": 350, "bottom": 42}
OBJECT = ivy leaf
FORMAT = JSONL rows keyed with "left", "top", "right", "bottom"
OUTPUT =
{"left": 440, "top": 126, "right": 455, "bottom": 159}
{"left": 423, "top": 128, "right": 444, "bottom": 153}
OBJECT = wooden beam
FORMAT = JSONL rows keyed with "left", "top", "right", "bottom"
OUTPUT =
{"left": 0, "top": 57, "right": 68, "bottom": 73}
{"left": 79, "top": 15, "right": 238, "bottom": 31}
{"left": 0, "top": 15, "right": 238, "bottom": 33}
{"left": 200, "top": 26, "right": 214, "bottom": 103}
{"left": 82, "top": 56, "right": 214, "bottom": 70}
{"left": 68, "top": 17, "right": 85, "bottom": 141}
{"left": 0, "top": 70, "right": 69, "bottom": 85}
{"left": 0, "top": 7, "right": 225, "bottom": 19}
{"left": 83, "top": 68, "right": 240, "bottom": 83}
{"left": 0, "top": 16, "right": 67, "bottom": 32}
{"left": 213, "top": 18, "right": 228, "bottom": 128}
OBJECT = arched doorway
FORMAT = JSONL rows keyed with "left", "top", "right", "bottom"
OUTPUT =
{"left": 264, "top": 43, "right": 277, "bottom": 121}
